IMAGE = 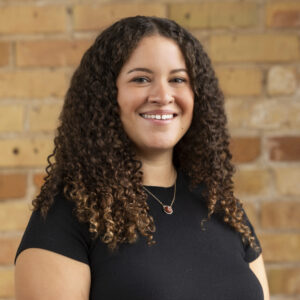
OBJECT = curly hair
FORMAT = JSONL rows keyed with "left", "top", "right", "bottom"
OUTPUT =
{"left": 32, "top": 16, "right": 261, "bottom": 254}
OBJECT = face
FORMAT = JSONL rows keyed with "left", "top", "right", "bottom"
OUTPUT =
{"left": 116, "top": 35, "right": 194, "bottom": 156}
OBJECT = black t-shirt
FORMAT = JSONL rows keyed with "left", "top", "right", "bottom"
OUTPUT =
{"left": 15, "top": 171, "right": 263, "bottom": 300}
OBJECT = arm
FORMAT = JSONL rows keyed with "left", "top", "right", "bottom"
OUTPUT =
{"left": 249, "top": 253, "right": 270, "bottom": 300}
{"left": 15, "top": 248, "right": 91, "bottom": 300}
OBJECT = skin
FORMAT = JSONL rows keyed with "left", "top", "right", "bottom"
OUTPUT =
{"left": 116, "top": 35, "right": 194, "bottom": 187}
{"left": 15, "top": 35, "right": 270, "bottom": 300}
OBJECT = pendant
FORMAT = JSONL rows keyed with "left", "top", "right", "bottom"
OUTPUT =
{"left": 163, "top": 205, "right": 173, "bottom": 215}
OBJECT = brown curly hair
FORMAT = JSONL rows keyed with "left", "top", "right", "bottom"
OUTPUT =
{"left": 32, "top": 16, "right": 261, "bottom": 255}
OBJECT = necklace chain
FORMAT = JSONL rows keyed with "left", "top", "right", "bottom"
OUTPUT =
{"left": 142, "top": 174, "right": 177, "bottom": 215}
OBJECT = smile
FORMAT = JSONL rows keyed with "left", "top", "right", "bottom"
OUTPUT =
{"left": 140, "top": 114, "right": 176, "bottom": 120}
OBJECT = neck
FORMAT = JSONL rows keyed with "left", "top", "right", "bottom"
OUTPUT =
{"left": 136, "top": 149, "right": 177, "bottom": 187}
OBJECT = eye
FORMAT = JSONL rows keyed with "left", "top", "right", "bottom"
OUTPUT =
{"left": 171, "top": 77, "right": 187, "bottom": 83}
{"left": 131, "top": 77, "right": 150, "bottom": 83}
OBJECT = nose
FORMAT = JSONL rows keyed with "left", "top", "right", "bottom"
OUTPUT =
{"left": 147, "top": 80, "right": 174, "bottom": 104}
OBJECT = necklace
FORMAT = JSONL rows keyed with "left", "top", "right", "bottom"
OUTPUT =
{"left": 142, "top": 175, "right": 177, "bottom": 215}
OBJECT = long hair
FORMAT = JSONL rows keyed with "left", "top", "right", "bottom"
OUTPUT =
{"left": 32, "top": 16, "right": 260, "bottom": 254}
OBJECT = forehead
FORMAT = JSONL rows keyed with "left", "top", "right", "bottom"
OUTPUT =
{"left": 121, "top": 35, "right": 186, "bottom": 70}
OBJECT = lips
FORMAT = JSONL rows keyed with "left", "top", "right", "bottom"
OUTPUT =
{"left": 139, "top": 110, "right": 178, "bottom": 116}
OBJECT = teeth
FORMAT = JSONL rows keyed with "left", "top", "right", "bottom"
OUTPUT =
{"left": 141, "top": 114, "right": 174, "bottom": 120}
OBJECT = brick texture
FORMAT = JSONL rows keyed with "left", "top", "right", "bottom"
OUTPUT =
{"left": 0, "top": 105, "right": 23, "bottom": 133}
{"left": 0, "top": 236, "right": 22, "bottom": 265}
{"left": 260, "top": 233, "right": 300, "bottom": 262}
{"left": 33, "top": 173, "right": 46, "bottom": 192}
{"left": 0, "top": 201, "right": 31, "bottom": 231}
{"left": 16, "top": 39, "right": 92, "bottom": 67}
{"left": 261, "top": 201, "right": 300, "bottom": 229}
{"left": 0, "top": 268, "right": 14, "bottom": 298}
{"left": 29, "top": 103, "right": 63, "bottom": 132}
{"left": 169, "top": 2, "right": 258, "bottom": 29}
{"left": 233, "top": 168, "right": 270, "bottom": 196}
{"left": 230, "top": 137, "right": 261, "bottom": 163}
{"left": 226, "top": 99, "right": 300, "bottom": 130}
{"left": 267, "top": 66, "right": 297, "bottom": 96}
{"left": 0, "top": 1, "right": 300, "bottom": 298}
{"left": 0, "top": 70, "right": 68, "bottom": 99}
{"left": 73, "top": 3, "right": 166, "bottom": 31}
{"left": 0, "top": 138, "right": 54, "bottom": 167}
{"left": 215, "top": 67, "right": 262, "bottom": 96}
{"left": 268, "top": 136, "right": 300, "bottom": 161}
{"left": 209, "top": 34, "right": 299, "bottom": 62}
{"left": 266, "top": 1, "right": 300, "bottom": 28}
{"left": 0, "top": 42, "right": 10, "bottom": 66}
{"left": 267, "top": 267, "right": 300, "bottom": 295}
{"left": 0, "top": 174, "right": 27, "bottom": 200}
{"left": 273, "top": 167, "right": 300, "bottom": 196}
{"left": 0, "top": 5, "right": 66, "bottom": 34}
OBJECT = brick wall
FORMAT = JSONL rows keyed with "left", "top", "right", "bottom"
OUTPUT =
{"left": 0, "top": 0, "right": 299, "bottom": 299}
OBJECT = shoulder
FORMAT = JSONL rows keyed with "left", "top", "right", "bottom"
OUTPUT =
{"left": 15, "top": 189, "right": 92, "bottom": 266}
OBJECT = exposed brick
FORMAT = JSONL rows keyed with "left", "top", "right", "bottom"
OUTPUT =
{"left": 261, "top": 201, "right": 300, "bottom": 229}
{"left": 267, "top": 66, "right": 297, "bottom": 96}
{"left": 0, "top": 174, "right": 27, "bottom": 200}
{"left": 0, "top": 42, "right": 10, "bottom": 66}
{"left": 260, "top": 233, "right": 300, "bottom": 262}
{"left": 268, "top": 136, "right": 300, "bottom": 161}
{"left": 266, "top": 1, "right": 300, "bottom": 28}
{"left": 0, "top": 236, "right": 22, "bottom": 265}
{"left": 243, "top": 202, "right": 259, "bottom": 229}
{"left": 0, "top": 201, "right": 31, "bottom": 231}
{"left": 169, "top": 2, "right": 258, "bottom": 29}
{"left": 0, "top": 268, "right": 14, "bottom": 298}
{"left": 226, "top": 99, "right": 300, "bottom": 130}
{"left": 209, "top": 34, "right": 299, "bottom": 62}
{"left": 230, "top": 137, "right": 261, "bottom": 163}
{"left": 29, "top": 103, "right": 63, "bottom": 132}
{"left": 0, "top": 5, "right": 66, "bottom": 34}
{"left": 0, "top": 105, "right": 23, "bottom": 132}
{"left": 16, "top": 39, "right": 92, "bottom": 67}
{"left": 273, "top": 167, "right": 300, "bottom": 196}
{"left": 73, "top": 3, "right": 166, "bottom": 31}
{"left": 0, "top": 70, "right": 68, "bottom": 99}
{"left": 267, "top": 267, "right": 300, "bottom": 294}
{"left": 233, "top": 169, "right": 270, "bottom": 196}
{"left": 215, "top": 67, "right": 262, "bottom": 97}
{"left": 0, "top": 138, "right": 54, "bottom": 167}
{"left": 33, "top": 173, "right": 46, "bottom": 191}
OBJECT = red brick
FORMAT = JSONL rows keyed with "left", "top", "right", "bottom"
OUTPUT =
{"left": 230, "top": 137, "right": 261, "bottom": 163}
{"left": 0, "top": 174, "right": 27, "bottom": 200}
{"left": 268, "top": 136, "right": 300, "bottom": 161}
{"left": 266, "top": 1, "right": 300, "bottom": 28}
{"left": 261, "top": 201, "right": 300, "bottom": 229}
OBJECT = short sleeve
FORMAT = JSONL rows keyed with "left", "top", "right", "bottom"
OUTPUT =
{"left": 242, "top": 209, "right": 262, "bottom": 263}
{"left": 14, "top": 192, "right": 91, "bottom": 266}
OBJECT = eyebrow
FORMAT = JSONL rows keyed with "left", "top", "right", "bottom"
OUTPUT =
{"left": 127, "top": 68, "right": 188, "bottom": 74}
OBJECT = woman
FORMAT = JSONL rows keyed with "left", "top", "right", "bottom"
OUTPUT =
{"left": 14, "top": 16, "right": 269, "bottom": 299}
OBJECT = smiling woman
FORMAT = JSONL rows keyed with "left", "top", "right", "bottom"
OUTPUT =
{"left": 116, "top": 35, "right": 194, "bottom": 159}
{"left": 14, "top": 16, "right": 269, "bottom": 300}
